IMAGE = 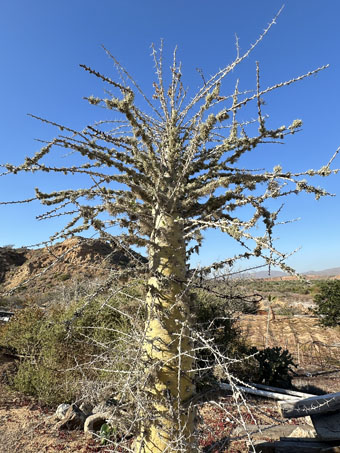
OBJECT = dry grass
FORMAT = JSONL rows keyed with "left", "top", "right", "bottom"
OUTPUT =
{"left": 238, "top": 314, "right": 340, "bottom": 371}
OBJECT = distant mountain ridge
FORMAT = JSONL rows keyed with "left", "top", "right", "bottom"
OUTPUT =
{"left": 248, "top": 267, "right": 340, "bottom": 279}
{"left": 304, "top": 267, "right": 340, "bottom": 276}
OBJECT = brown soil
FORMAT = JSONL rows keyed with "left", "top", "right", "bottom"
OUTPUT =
{"left": 1, "top": 345, "right": 339, "bottom": 452}
{"left": 0, "top": 364, "right": 307, "bottom": 453}
{"left": 0, "top": 352, "right": 103, "bottom": 453}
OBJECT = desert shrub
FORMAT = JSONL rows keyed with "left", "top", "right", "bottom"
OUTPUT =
{"left": 193, "top": 290, "right": 239, "bottom": 343}
{"left": 243, "top": 279, "right": 312, "bottom": 296}
{"left": 0, "top": 295, "right": 26, "bottom": 310}
{"left": 313, "top": 280, "right": 340, "bottom": 327}
{"left": 1, "top": 277, "right": 285, "bottom": 403}
{"left": 276, "top": 305, "right": 302, "bottom": 317}
{"left": 193, "top": 293, "right": 298, "bottom": 387}
{"left": 0, "top": 292, "right": 140, "bottom": 405}
{"left": 0, "top": 306, "right": 75, "bottom": 402}
{"left": 191, "top": 288, "right": 253, "bottom": 387}
{"left": 248, "top": 346, "right": 297, "bottom": 388}
{"left": 0, "top": 306, "right": 45, "bottom": 356}
{"left": 191, "top": 289, "right": 298, "bottom": 388}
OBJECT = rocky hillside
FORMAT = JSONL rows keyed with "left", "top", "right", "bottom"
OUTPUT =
{"left": 0, "top": 237, "right": 146, "bottom": 304}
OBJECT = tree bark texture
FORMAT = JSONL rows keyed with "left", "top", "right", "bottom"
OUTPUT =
{"left": 136, "top": 211, "right": 196, "bottom": 453}
{"left": 279, "top": 392, "right": 340, "bottom": 418}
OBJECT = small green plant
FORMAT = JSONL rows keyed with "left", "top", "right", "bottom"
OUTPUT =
{"left": 313, "top": 280, "right": 340, "bottom": 327}
{"left": 249, "top": 346, "right": 297, "bottom": 388}
{"left": 99, "top": 423, "right": 116, "bottom": 445}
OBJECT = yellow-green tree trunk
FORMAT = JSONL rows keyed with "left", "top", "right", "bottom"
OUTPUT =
{"left": 136, "top": 211, "right": 196, "bottom": 453}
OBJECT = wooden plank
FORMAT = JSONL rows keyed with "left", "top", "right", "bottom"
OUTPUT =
{"left": 279, "top": 392, "right": 340, "bottom": 418}
{"left": 219, "top": 383, "right": 300, "bottom": 402}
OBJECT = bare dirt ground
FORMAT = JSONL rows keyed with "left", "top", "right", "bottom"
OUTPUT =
{"left": 0, "top": 361, "right": 309, "bottom": 453}
{"left": 0, "top": 352, "right": 104, "bottom": 453}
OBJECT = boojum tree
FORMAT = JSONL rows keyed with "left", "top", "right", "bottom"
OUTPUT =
{"left": 1, "top": 15, "right": 338, "bottom": 453}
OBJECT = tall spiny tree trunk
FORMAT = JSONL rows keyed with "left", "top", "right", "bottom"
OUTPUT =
{"left": 2, "top": 26, "right": 335, "bottom": 453}
{"left": 136, "top": 209, "right": 196, "bottom": 452}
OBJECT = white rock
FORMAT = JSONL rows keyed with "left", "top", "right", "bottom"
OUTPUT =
{"left": 288, "top": 425, "right": 317, "bottom": 438}
{"left": 55, "top": 403, "right": 71, "bottom": 420}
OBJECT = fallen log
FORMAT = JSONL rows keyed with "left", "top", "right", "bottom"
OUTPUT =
{"left": 249, "top": 382, "right": 315, "bottom": 399}
{"left": 279, "top": 392, "right": 340, "bottom": 418}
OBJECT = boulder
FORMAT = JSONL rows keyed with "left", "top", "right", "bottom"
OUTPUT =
{"left": 55, "top": 403, "right": 86, "bottom": 430}
{"left": 55, "top": 403, "right": 71, "bottom": 420}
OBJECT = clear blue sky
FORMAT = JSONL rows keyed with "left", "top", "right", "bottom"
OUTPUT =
{"left": 0, "top": 0, "right": 339, "bottom": 273}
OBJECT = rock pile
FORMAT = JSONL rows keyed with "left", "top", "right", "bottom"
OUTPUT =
{"left": 54, "top": 399, "right": 117, "bottom": 437}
